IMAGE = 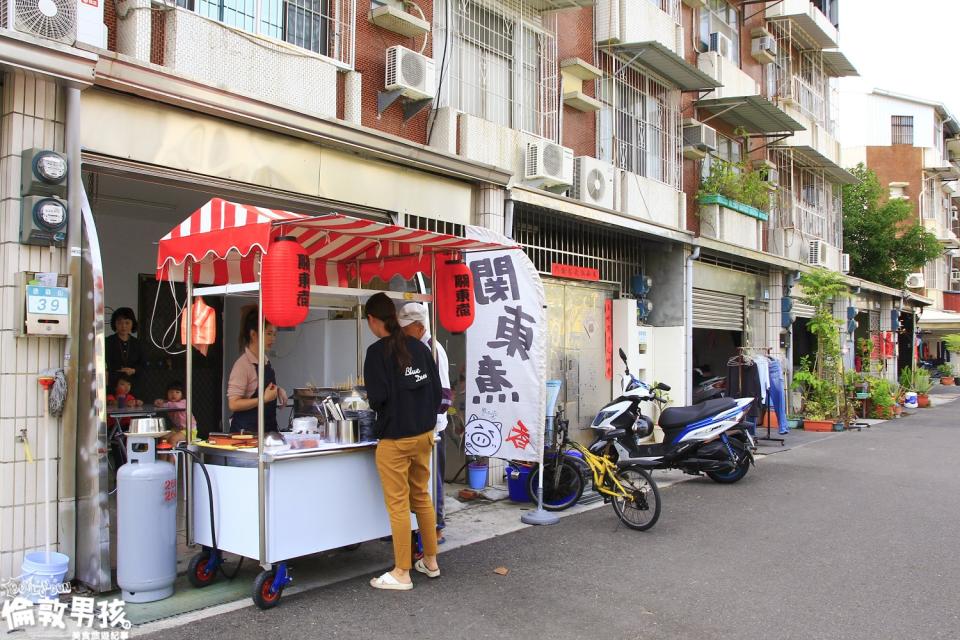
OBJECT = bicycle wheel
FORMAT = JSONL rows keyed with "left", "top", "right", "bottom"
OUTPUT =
{"left": 528, "top": 457, "right": 584, "bottom": 512}
{"left": 611, "top": 465, "right": 661, "bottom": 531}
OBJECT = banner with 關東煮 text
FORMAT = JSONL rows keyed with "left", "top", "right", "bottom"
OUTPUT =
{"left": 463, "top": 226, "right": 546, "bottom": 463}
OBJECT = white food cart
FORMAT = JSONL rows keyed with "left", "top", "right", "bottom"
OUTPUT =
{"left": 155, "top": 198, "right": 513, "bottom": 608}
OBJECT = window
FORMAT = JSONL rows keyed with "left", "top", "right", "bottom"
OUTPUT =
{"left": 192, "top": 0, "right": 352, "bottom": 64}
{"left": 891, "top": 116, "right": 914, "bottom": 145}
{"left": 700, "top": 132, "right": 742, "bottom": 180}
{"left": 597, "top": 53, "right": 681, "bottom": 189}
{"left": 699, "top": 0, "right": 739, "bottom": 64}
{"left": 449, "top": 1, "right": 558, "bottom": 140}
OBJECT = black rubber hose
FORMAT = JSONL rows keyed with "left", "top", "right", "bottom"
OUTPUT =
{"left": 171, "top": 446, "right": 244, "bottom": 580}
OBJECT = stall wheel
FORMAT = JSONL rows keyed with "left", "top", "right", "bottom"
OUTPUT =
{"left": 253, "top": 568, "right": 285, "bottom": 610}
{"left": 188, "top": 552, "right": 217, "bottom": 589}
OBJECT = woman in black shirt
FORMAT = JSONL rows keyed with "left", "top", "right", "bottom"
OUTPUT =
{"left": 105, "top": 307, "right": 144, "bottom": 394}
{"left": 363, "top": 293, "right": 442, "bottom": 590}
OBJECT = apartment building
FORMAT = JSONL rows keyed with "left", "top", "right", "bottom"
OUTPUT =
{"left": 0, "top": 0, "right": 929, "bottom": 591}
{"left": 842, "top": 88, "right": 960, "bottom": 358}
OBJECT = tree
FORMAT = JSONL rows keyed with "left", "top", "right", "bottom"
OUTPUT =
{"left": 842, "top": 164, "right": 942, "bottom": 288}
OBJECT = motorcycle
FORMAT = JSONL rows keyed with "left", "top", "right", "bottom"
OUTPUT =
{"left": 592, "top": 349, "right": 755, "bottom": 484}
{"left": 692, "top": 366, "right": 727, "bottom": 404}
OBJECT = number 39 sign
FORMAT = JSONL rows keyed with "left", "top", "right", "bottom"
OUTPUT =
{"left": 26, "top": 286, "right": 68, "bottom": 315}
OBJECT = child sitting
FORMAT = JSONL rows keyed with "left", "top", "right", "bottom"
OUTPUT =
{"left": 107, "top": 375, "right": 143, "bottom": 428}
{"left": 155, "top": 381, "right": 195, "bottom": 449}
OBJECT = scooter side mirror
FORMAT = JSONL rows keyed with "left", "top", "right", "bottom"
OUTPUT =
{"left": 618, "top": 348, "right": 627, "bottom": 364}
{"left": 656, "top": 382, "right": 671, "bottom": 392}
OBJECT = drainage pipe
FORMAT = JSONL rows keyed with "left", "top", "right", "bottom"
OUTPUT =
{"left": 685, "top": 246, "right": 701, "bottom": 406}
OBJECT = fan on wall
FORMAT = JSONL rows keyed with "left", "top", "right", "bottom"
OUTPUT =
{"left": 15, "top": 0, "right": 77, "bottom": 45}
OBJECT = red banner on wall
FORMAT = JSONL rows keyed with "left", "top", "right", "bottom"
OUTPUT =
{"left": 551, "top": 263, "right": 600, "bottom": 282}
{"left": 604, "top": 299, "right": 613, "bottom": 380}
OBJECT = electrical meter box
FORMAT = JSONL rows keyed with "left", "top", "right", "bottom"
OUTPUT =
{"left": 21, "top": 148, "right": 68, "bottom": 198}
{"left": 16, "top": 272, "right": 70, "bottom": 337}
{"left": 612, "top": 298, "right": 654, "bottom": 385}
{"left": 20, "top": 149, "right": 69, "bottom": 247}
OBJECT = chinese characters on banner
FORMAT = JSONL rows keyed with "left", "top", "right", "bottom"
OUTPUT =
{"left": 464, "top": 226, "right": 546, "bottom": 463}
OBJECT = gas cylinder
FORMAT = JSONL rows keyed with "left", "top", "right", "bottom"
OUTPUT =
{"left": 117, "top": 435, "right": 177, "bottom": 602}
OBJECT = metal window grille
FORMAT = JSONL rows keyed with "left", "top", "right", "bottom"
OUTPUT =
{"left": 699, "top": 0, "right": 739, "bottom": 64}
{"left": 646, "top": 0, "right": 681, "bottom": 22}
{"left": 193, "top": 0, "right": 354, "bottom": 65}
{"left": 405, "top": 214, "right": 466, "bottom": 238}
{"left": 891, "top": 115, "right": 914, "bottom": 145}
{"left": 922, "top": 176, "right": 937, "bottom": 220}
{"left": 698, "top": 252, "right": 763, "bottom": 276}
{"left": 596, "top": 51, "right": 682, "bottom": 190}
{"left": 766, "top": 20, "right": 836, "bottom": 135}
{"left": 512, "top": 205, "right": 645, "bottom": 294}
{"left": 447, "top": 0, "right": 559, "bottom": 140}
{"left": 700, "top": 132, "right": 742, "bottom": 180}
{"left": 770, "top": 148, "right": 842, "bottom": 247}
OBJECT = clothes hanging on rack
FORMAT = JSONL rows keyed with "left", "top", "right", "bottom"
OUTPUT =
{"left": 726, "top": 358, "right": 762, "bottom": 420}
{"left": 767, "top": 357, "right": 789, "bottom": 435}
{"left": 754, "top": 356, "right": 770, "bottom": 404}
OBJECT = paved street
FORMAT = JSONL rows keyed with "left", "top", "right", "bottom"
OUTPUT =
{"left": 142, "top": 399, "right": 960, "bottom": 640}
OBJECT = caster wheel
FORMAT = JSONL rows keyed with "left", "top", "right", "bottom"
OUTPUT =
{"left": 253, "top": 570, "right": 283, "bottom": 609}
{"left": 188, "top": 553, "right": 217, "bottom": 589}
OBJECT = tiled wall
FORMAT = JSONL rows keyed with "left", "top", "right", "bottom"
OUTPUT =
{"left": 0, "top": 72, "right": 68, "bottom": 581}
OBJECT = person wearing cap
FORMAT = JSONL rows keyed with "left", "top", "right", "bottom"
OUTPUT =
{"left": 399, "top": 302, "right": 452, "bottom": 544}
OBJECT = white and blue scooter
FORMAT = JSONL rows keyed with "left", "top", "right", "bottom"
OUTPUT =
{"left": 591, "top": 349, "right": 756, "bottom": 483}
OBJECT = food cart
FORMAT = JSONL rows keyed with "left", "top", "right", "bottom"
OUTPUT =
{"left": 155, "top": 198, "right": 514, "bottom": 608}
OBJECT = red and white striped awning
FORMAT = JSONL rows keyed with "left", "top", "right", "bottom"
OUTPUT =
{"left": 157, "top": 198, "right": 514, "bottom": 286}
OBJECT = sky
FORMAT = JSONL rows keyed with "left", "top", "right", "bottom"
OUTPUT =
{"left": 838, "top": 0, "right": 960, "bottom": 136}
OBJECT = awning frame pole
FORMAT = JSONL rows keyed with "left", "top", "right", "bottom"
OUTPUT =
{"left": 185, "top": 261, "right": 194, "bottom": 546}
{"left": 257, "top": 255, "right": 268, "bottom": 568}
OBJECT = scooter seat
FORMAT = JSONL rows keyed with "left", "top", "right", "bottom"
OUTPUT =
{"left": 658, "top": 398, "right": 737, "bottom": 429}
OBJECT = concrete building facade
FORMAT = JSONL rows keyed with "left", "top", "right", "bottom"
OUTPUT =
{"left": 0, "top": 0, "right": 928, "bottom": 590}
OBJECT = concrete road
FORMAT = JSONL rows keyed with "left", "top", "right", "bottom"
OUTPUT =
{"left": 143, "top": 401, "right": 960, "bottom": 640}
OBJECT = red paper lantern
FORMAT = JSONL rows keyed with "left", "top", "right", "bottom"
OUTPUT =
{"left": 436, "top": 258, "right": 475, "bottom": 334}
{"left": 262, "top": 236, "right": 309, "bottom": 329}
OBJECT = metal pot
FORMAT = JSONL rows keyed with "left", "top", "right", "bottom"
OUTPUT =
{"left": 128, "top": 418, "right": 167, "bottom": 435}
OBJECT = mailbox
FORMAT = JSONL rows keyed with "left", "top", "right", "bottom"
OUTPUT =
{"left": 16, "top": 272, "right": 70, "bottom": 337}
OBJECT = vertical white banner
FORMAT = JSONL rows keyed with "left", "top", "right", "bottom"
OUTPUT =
{"left": 464, "top": 226, "right": 546, "bottom": 463}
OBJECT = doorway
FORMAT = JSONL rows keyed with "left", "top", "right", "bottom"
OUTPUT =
{"left": 543, "top": 280, "right": 617, "bottom": 437}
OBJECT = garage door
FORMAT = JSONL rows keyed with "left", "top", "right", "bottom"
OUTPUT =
{"left": 693, "top": 289, "right": 745, "bottom": 331}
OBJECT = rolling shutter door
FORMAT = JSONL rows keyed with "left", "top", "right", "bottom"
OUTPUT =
{"left": 693, "top": 289, "right": 744, "bottom": 331}
{"left": 793, "top": 302, "right": 816, "bottom": 318}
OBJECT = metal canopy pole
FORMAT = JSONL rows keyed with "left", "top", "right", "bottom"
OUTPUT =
{"left": 257, "top": 258, "right": 268, "bottom": 568}
{"left": 185, "top": 261, "right": 194, "bottom": 545}
{"left": 430, "top": 254, "right": 439, "bottom": 516}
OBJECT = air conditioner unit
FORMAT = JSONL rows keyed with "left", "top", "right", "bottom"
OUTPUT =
{"left": 751, "top": 35, "right": 777, "bottom": 64}
{"left": 841, "top": 252, "right": 850, "bottom": 274}
{"left": 11, "top": 0, "right": 105, "bottom": 46}
{"left": 525, "top": 140, "right": 574, "bottom": 188}
{"left": 385, "top": 46, "right": 436, "bottom": 101}
{"left": 905, "top": 272, "right": 925, "bottom": 289}
{"left": 709, "top": 32, "right": 732, "bottom": 59}
{"left": 594, "top": 0, "right": 622, "bottom": 44}
{"left": 682, "top": 120, "right": 718, "bottom": 160}
{"left": 807, "top": 239, "right": 827, "bottom": 266}
{"left": 572, "top": 156, "right": 615, "bottom": 209}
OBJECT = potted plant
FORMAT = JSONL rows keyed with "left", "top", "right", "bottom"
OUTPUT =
{"left": 866, "top": 376, "right": 896, "bottom": 420}
{"left": 696, "top": 158, "right": 772, "bottom": 241}
{"left": 900, "top": 366, "right": 933, "bottom": 408}
{"left": 790, "top": 270, "right": 848, "bottom": 430}
{"left": 937, "top": 363, "right": 955, "bottom": 386}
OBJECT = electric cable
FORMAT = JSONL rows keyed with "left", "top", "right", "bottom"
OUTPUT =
{"left": 425, "top": 0, "right": 451, "bottom": 147}
{"left": 149, "top": 277, "right": 186, "bottom": 355}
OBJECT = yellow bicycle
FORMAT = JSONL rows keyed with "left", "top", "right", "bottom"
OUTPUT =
{"left": 530, "top": 408, "right": 661, "bottom": 531}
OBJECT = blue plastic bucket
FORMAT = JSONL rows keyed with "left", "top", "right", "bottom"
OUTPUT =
{"left": 20, "top": 552, "right": 70, "bottom": 602}
{"left": 467, "top": 463, "right": 488, "bottom": 490}
{"left": 505, "top": 464, "right": 534, "bottom": 503}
